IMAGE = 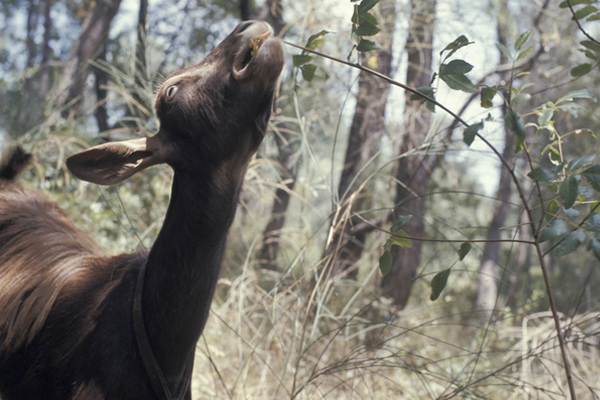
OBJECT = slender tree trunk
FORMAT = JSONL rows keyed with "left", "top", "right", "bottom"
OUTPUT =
{"left": 94, "top": 44, "right": 109, "bottom": 133}
{"left": 38, "top": 0, "right": 53, "bottom": 102}
{"left": 55, "top": 0, "right": 122, "bottom": 112}
{"left": 20, "top": 0, "right": 40, "bottom": 131}
{"left": 474, "top": 118, "right": 513, "bottom": 320}
{"left": 257, "top": 0, "right": 295, "bottom": 270}
{"left": 240, "top": 0, "right": 251, "bottom": 21}
{"left": 381, "top": 0, "right": 436, "bottom": 309}
{"left": 321, "top": 0, "right": 396, "bottom": 278}
{"left": 134, "top": 0, "right": 148, "bottom": 112}
{"left": 474, "top": 0, "right": 517, "bottom": 321}
{"left": 25, "top": 0, "right": 38, "bottom": 73}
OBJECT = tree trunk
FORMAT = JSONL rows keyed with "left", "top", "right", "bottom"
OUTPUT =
{"left": 133, "top": 0, "right": 149, "bottom": 121}
{"left": 38, "top": 0, "right": 53, "bottom": 102}
{"left": 55, "top": 0, "right": 122, "bottom": 112}
{"left": 257, "top": 0, "right": 295, "bottom": 270}
{"left": 94, "top": 44, "right": 109, "bottom": 133}
{"left": 474, "top": 122, "right": 513, "bottom": 321}
{"left": 240, "top": 0, "right": 251, "bottom": 21}
{"left": 381, "top": 0, "right": 436, "bottom": 309}
{"left": 321, "top": 0, "right": 396, "bottom": 278}
{"left": 474, "top": 0, "right": 518, "bottom": 321}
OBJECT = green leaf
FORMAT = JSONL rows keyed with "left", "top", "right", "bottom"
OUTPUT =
{"left": 505, "top": 111, "right": 527, "bottom": 153}
{"left": 301, "top": 64, "right": 317, "bottom": 81}
{"left": 537, "top": 107, "right": 554, "bottom": 126}
{"left": 463, "top": 122, "right": 483, "bottom": 146}
{"left": 539, "top": 219, "right": 568, "bottom": 242}
{"left": 358, "top": 11, "right": 378, "bottom": 26}
{"left": 574, "top": 5, "right": 599, "bottom": 20}
{"left": 439, "top": 59, "right": 474, "bottom": 75}
{"left": 516, "top": 45, "right": 536, "bottom": 61}
{"left": 356, "top": 39, "right": 381, "bottom": 52}
{"left": 528, "top": 167, "right": 554, "bottom": 182}
{"left": 581, "top": 40, "right": 600, "bottom": 53}
{"left": 585, "top": 213, "right": 600, "bottom": 232}
{"left": 358, "top": 0, "right": 379, "bottom": 14}
{"left": 440, "top": 35, "right": 472, "bottom": 59}
{"left": 481, "top": 86, "right": 497, "bottom": 108}
{"left": 587, "top": 237, "right": 600, "bottom": 261}
{"left": 582, "top": 49, "right": 599, "bottom": 60}
{"left": 560, "top": 175, "right": 579, "bottom": 209}
{"left": 545, "top": 145, "right": 562, "bottom": 165}
{"left": 410, "top": 86, "right": 435, "bottom": 102}
{"left": 391, "top": 214, "right": 412, "bottom": 231}
{"left": 389, "top": 229, "right": 411, "bottom": 248}
{"left": 546, "top": 199, "right": 560, "bottom": 221}
{"left": 439, "top": 73, "right": 476, "bottom": 92}
{"left": 305, "top": 30, "right": 330, "bottom": 49}
{"left": 564, "top": 206, "right": 580, "bottom": 219}
{"left": 354, "top": 21, "right": 380, "bottom": 36}
{"left": 430, "top": 268, "right": 451, "bottom": 301}
{"left": 555, "top": 230, "right": 586, "bottom": 257}
{"left": 571, "top": 63, "right": 592, "bottom": 77}
{"left": 379, "top": 250, "right": 392, "bottom": 275}
{"left": 559, "top": 0, "right": 593, "bottom": 7}
{"left": 292, "top": 55, "right": 313, "bottom": 67}
{"left": 567, "top": 154, "right": 595, "bottom": 172}
{"left": 515, "top": 31, "right": 532, "bottom": 51}
{"left": 556, "top": 88, "right": 596, "bottom": 103}
{"left": 458, "top": 242, "right": 471, "bottom": 261}
{"left": 582, "top": 164, "right": 600, "bottom": 191}
{"left": 496, "top": 42, "right": 513, "bottom": 61}
{"left": 587, "top": 12, "right": 600, "bottom": 20}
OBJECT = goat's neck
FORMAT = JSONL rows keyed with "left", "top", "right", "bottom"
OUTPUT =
{"left": 142, "top": 163, "right": 244, "bottom": 385}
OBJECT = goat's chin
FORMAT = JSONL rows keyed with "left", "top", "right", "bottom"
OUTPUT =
{"left": 233, "top": 37, "right": 284, "bottom": 87}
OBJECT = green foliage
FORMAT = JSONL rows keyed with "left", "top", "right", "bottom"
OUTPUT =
{"left": 291, "top": 30, "right": 331, "bottom": 85}
{"left": 349, "top": 0, "right": 382, "bottom": 58}
{"left": 430, "top": 268, "right": 451, "bottom": 301}
{"left": 409, "top": 86, "right": 436, "bottom": 112}
{"left": 558, "top": 0, "right": 600, "bottom": 77}
{"left": 379, "top": 215, "right": 411, "bottom": 275}
{"left": 463, "top": 121, "right": 483, "bottom": 146}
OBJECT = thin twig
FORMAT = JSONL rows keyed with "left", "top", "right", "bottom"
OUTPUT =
{"left": 565, "top": 0, "right": 600, "bottom": 46}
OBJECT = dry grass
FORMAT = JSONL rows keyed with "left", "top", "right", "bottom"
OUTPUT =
{"left": 189, "top": 259, "right": 600, "bottom": 399}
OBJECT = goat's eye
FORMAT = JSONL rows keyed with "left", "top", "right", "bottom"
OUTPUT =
{"left": 165, "top": 86, "right": 178, "bottom": 100}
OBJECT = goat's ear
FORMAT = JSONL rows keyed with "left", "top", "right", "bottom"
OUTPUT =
{"left": 66, "top": 136, "right": 170, "bottom": 185}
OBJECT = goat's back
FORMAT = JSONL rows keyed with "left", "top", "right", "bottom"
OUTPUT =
{"left": 0, "top": 180, "right": 102, "bottom": 352}
{"left": 0, "top": 150, "right": 152, "bottom": 399}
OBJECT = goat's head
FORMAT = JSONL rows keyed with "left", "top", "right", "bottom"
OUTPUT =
{"left": 67, "top": 21, "right": 284, "bottom": 185}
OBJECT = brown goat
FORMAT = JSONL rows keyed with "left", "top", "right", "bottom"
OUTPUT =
{"left": 0, "top": 21, "right": 284, "bottom": 400}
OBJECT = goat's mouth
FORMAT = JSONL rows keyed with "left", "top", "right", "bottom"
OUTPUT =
{"left": 232, "top": 22, "right": 283, "bottom": 82}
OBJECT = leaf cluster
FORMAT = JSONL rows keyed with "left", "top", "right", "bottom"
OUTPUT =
{"left": 410, "top": 35, "right": 476, "bottom": 112}
{"left": 292, "top": 31, "right": 331, "bottom": 84}
{"left": 559, "top": 0, "right": 600, "bottom": 77}
{"left": 349, "top": 0, "right": 382, "bottom": 56}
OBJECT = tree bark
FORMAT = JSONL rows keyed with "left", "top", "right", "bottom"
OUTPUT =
{"left": 55, "top": 0, "right": 122, "bottom": 112}
{"left": 93, "top": 44, "right": 109, "bottom": 133}
{"left": 38, "top": 0, "right": 53, "bottom": 102}
{"left": 133, "top": 0, "right": 149, "bottom": 121}
{"left": 474, "top": 122, "right": 513, "bottom": 321}
{"left": 381, "top": 0, "right": 436, "bottom": 309}
{"left": 257, "top": 0, "right": 295, "bottom": 270}
{"left": 321, "top": 0, "right": 396, "bottom": 278}
{"left": 240, "top": 0, "right": 251, "bottom": 21}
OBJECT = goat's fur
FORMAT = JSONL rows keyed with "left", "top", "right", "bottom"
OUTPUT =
{"left": 0, "top": 21, "right": 284, "bottom": 400}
